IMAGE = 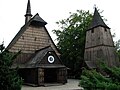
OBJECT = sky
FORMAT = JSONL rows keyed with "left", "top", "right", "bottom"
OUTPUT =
{"left": 0, "top": 0, "right": 120, "bottom": 47}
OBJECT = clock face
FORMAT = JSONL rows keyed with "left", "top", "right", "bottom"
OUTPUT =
{"left": 48, "top": 55, "right": 55, "bottom": 63}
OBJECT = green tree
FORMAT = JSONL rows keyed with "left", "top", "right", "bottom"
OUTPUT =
{"left": 115, "top": 39, "right": 120, "bottom": 61}
{"left": 0, "top": 44, "right": 22, "bottom": 90}
{"left": 53, "top": 10, "right": 92, "bottom": 78}
{"left": 115, "top": 39, "right": 120, "bottom": 50}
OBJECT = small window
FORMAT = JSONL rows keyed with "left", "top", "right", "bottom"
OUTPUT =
{"left": 91, "top": 29, "right": 94, "bottom": 33}
{"left": 49, "top": 52, "right": 52, "bottom": 54}
{"left": 34, "top": 37, "right": 37, "bottom": 41}
{"left": 48, "top": 39, "right": 50, "bottom": 43}
{"left": 22, "top": 36, "right": 24, "bottom": 40}
{"left": 98, "top": 37, "right": 100, "bottom": 39}
{"left": 104, "top": 28, "right": 107, "bottom": 32}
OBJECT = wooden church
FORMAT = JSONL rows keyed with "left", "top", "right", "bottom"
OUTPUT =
{"left": 6, "top": 0, "right": 67, "bottom": 86}
{"left": 84, "top": 8, "right": 119, "bottom": 69}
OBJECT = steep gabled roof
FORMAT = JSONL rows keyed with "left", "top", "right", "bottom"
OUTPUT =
{"left": 6, "top": 14, "right": 47, "bottom": 50}
{"left": 6, "top": 23, "right": 28, "bottom": 50}
{"left": 6, "top": 14, "right": 59, "bottom": 54}
{"left": 11, "top": 46, "right": 64, "bottom": 68}
{"left": 6, "top": 24, "right": 28, "bottom": 50}
{"left": 25, "top": 46, "right": 65, "bottom": 68}
{"left": 88, "top": 8, "right": 110, "bottom": 30}
{"left": 26, "top": 46, "right": 53, "bottom": 67}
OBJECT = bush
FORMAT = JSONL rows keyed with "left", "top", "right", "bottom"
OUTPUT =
{"left": 100, "top": 63, "right": 120, "bottom": 83}
{"left": 79, "top": 64, "right": 120, "bottom": 90}
{"left": 0, "top": 44, "right": 23, "bottom": 90}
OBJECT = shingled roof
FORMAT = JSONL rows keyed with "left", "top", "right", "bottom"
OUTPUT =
{"left": 31, "top": 13, "right": 47, "bottom": 25}
{"left": 88, "top": 8, "right": 110, "bottom": 30}
{"left": 26, "top": 46, "right": 65, "bottom": 68}
{"left": 11, "top": 46, "right": 65, "bottom": 68}
{"left": 26, "top": 46, "right": 54, "bottom": 67}
{"left": 6, "top": 13, "right": 58, "bottom": 52}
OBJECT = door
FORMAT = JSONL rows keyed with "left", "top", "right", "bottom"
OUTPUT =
{"left": 44, "top": 68, "right": 57, "bottom": 83}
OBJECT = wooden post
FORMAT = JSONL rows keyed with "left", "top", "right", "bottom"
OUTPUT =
{"left": 57, "top": 68, "right": 67, "bottom": 84}
{"left": 38, "top": 68, "right": 44, "bottom": 86}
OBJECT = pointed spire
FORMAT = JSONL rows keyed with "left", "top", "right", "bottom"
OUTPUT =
{"left": 25, "top": 0, "right": 32, "bottom": 24}
{"left": 88, "top": 8, "right": 110, "bottom": 30}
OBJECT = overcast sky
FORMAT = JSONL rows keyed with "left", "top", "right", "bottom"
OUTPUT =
{"left": 0, "top": 0, "right": 120, "bottom": 46}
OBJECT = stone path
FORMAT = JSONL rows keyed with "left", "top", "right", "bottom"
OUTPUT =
{"left": 22, "top": 79, "right": 83, "bottom": 90}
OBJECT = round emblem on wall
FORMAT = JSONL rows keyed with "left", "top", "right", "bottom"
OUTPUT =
{"left": 48, "top": 55, "right": 55, "bottom": 63}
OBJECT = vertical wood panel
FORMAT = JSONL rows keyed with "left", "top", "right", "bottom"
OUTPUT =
{"left": 38, "top": 68, "right": 44, "bottom": 86}
{"left": 84, "top": 26, "right": 119, "bottom": 68}
{"left": 9, "top": 26, "right": 60, "bottom": 55}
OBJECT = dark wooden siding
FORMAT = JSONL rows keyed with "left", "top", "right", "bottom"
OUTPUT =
{"left": 18, "top": 68, "right": 38, "bottom": 85}
{"left": 85, "top": 27, "right": 114, "bottom": 49}
{"left": 84, "top": 26, "right": 119, "bottom": 67}
{"left": 9, "top": 25, "right": 60, "bottom": 64}
{"left": 9, "top": 26, "right": 60, "bottom": 55}
{"left": 40, "top": 52, "right": 62, "bottom": 65}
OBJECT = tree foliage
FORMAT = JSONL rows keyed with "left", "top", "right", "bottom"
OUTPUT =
{"left": 53, "top": 10, "right": 92, "bottom": 78}
{"left": 0, "top": 44, "right": 22, "bottom": 90}
{"left": 115, "top": 39, "right": 120, "bottom": 61}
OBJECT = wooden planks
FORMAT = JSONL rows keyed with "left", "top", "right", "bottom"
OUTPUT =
{"left": 84, "top": 26, "right": 119, "bottom": 68}
{"left": 9, "top": 26, "right": 60, "bottom": 55}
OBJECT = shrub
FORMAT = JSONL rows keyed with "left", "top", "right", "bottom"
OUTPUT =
{"left": 0, "top": 44, "right": 23, "bottom": 90}
{"left": 79, "top": 64, "right": 120, "bottom": 90}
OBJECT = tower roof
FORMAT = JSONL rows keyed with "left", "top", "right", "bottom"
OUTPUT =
{"left": 88, "top": 8, "right": 110, "bottom": 30}
{"left": 25, "top": 0, "right": 32, "bottom": 17}
{"left": 30, "top": 13, "right": 47, "bottom": 25}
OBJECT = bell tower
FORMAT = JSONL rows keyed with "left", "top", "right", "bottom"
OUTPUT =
{"left": 84, "top": 8, "right": 119, "bottom": 68}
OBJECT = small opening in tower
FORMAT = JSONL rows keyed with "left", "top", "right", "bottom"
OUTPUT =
{"left": 91, "top": 29, "right": 94, "bottom": 33}
{"left": 104, "top": 28, "right": 107, "bottom": 32}
{"left": 48, "top": 39, "right": 50, "bottom": 43}
{"left": 22, "top": 36, "right": 24, "bottom": 40}
{"left": 34, "top": 37, "right": 37, "bottom": 41}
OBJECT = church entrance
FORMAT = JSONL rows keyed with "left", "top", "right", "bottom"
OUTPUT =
{"left": 44, "top": 68, "right": 57, "bottom": 83}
